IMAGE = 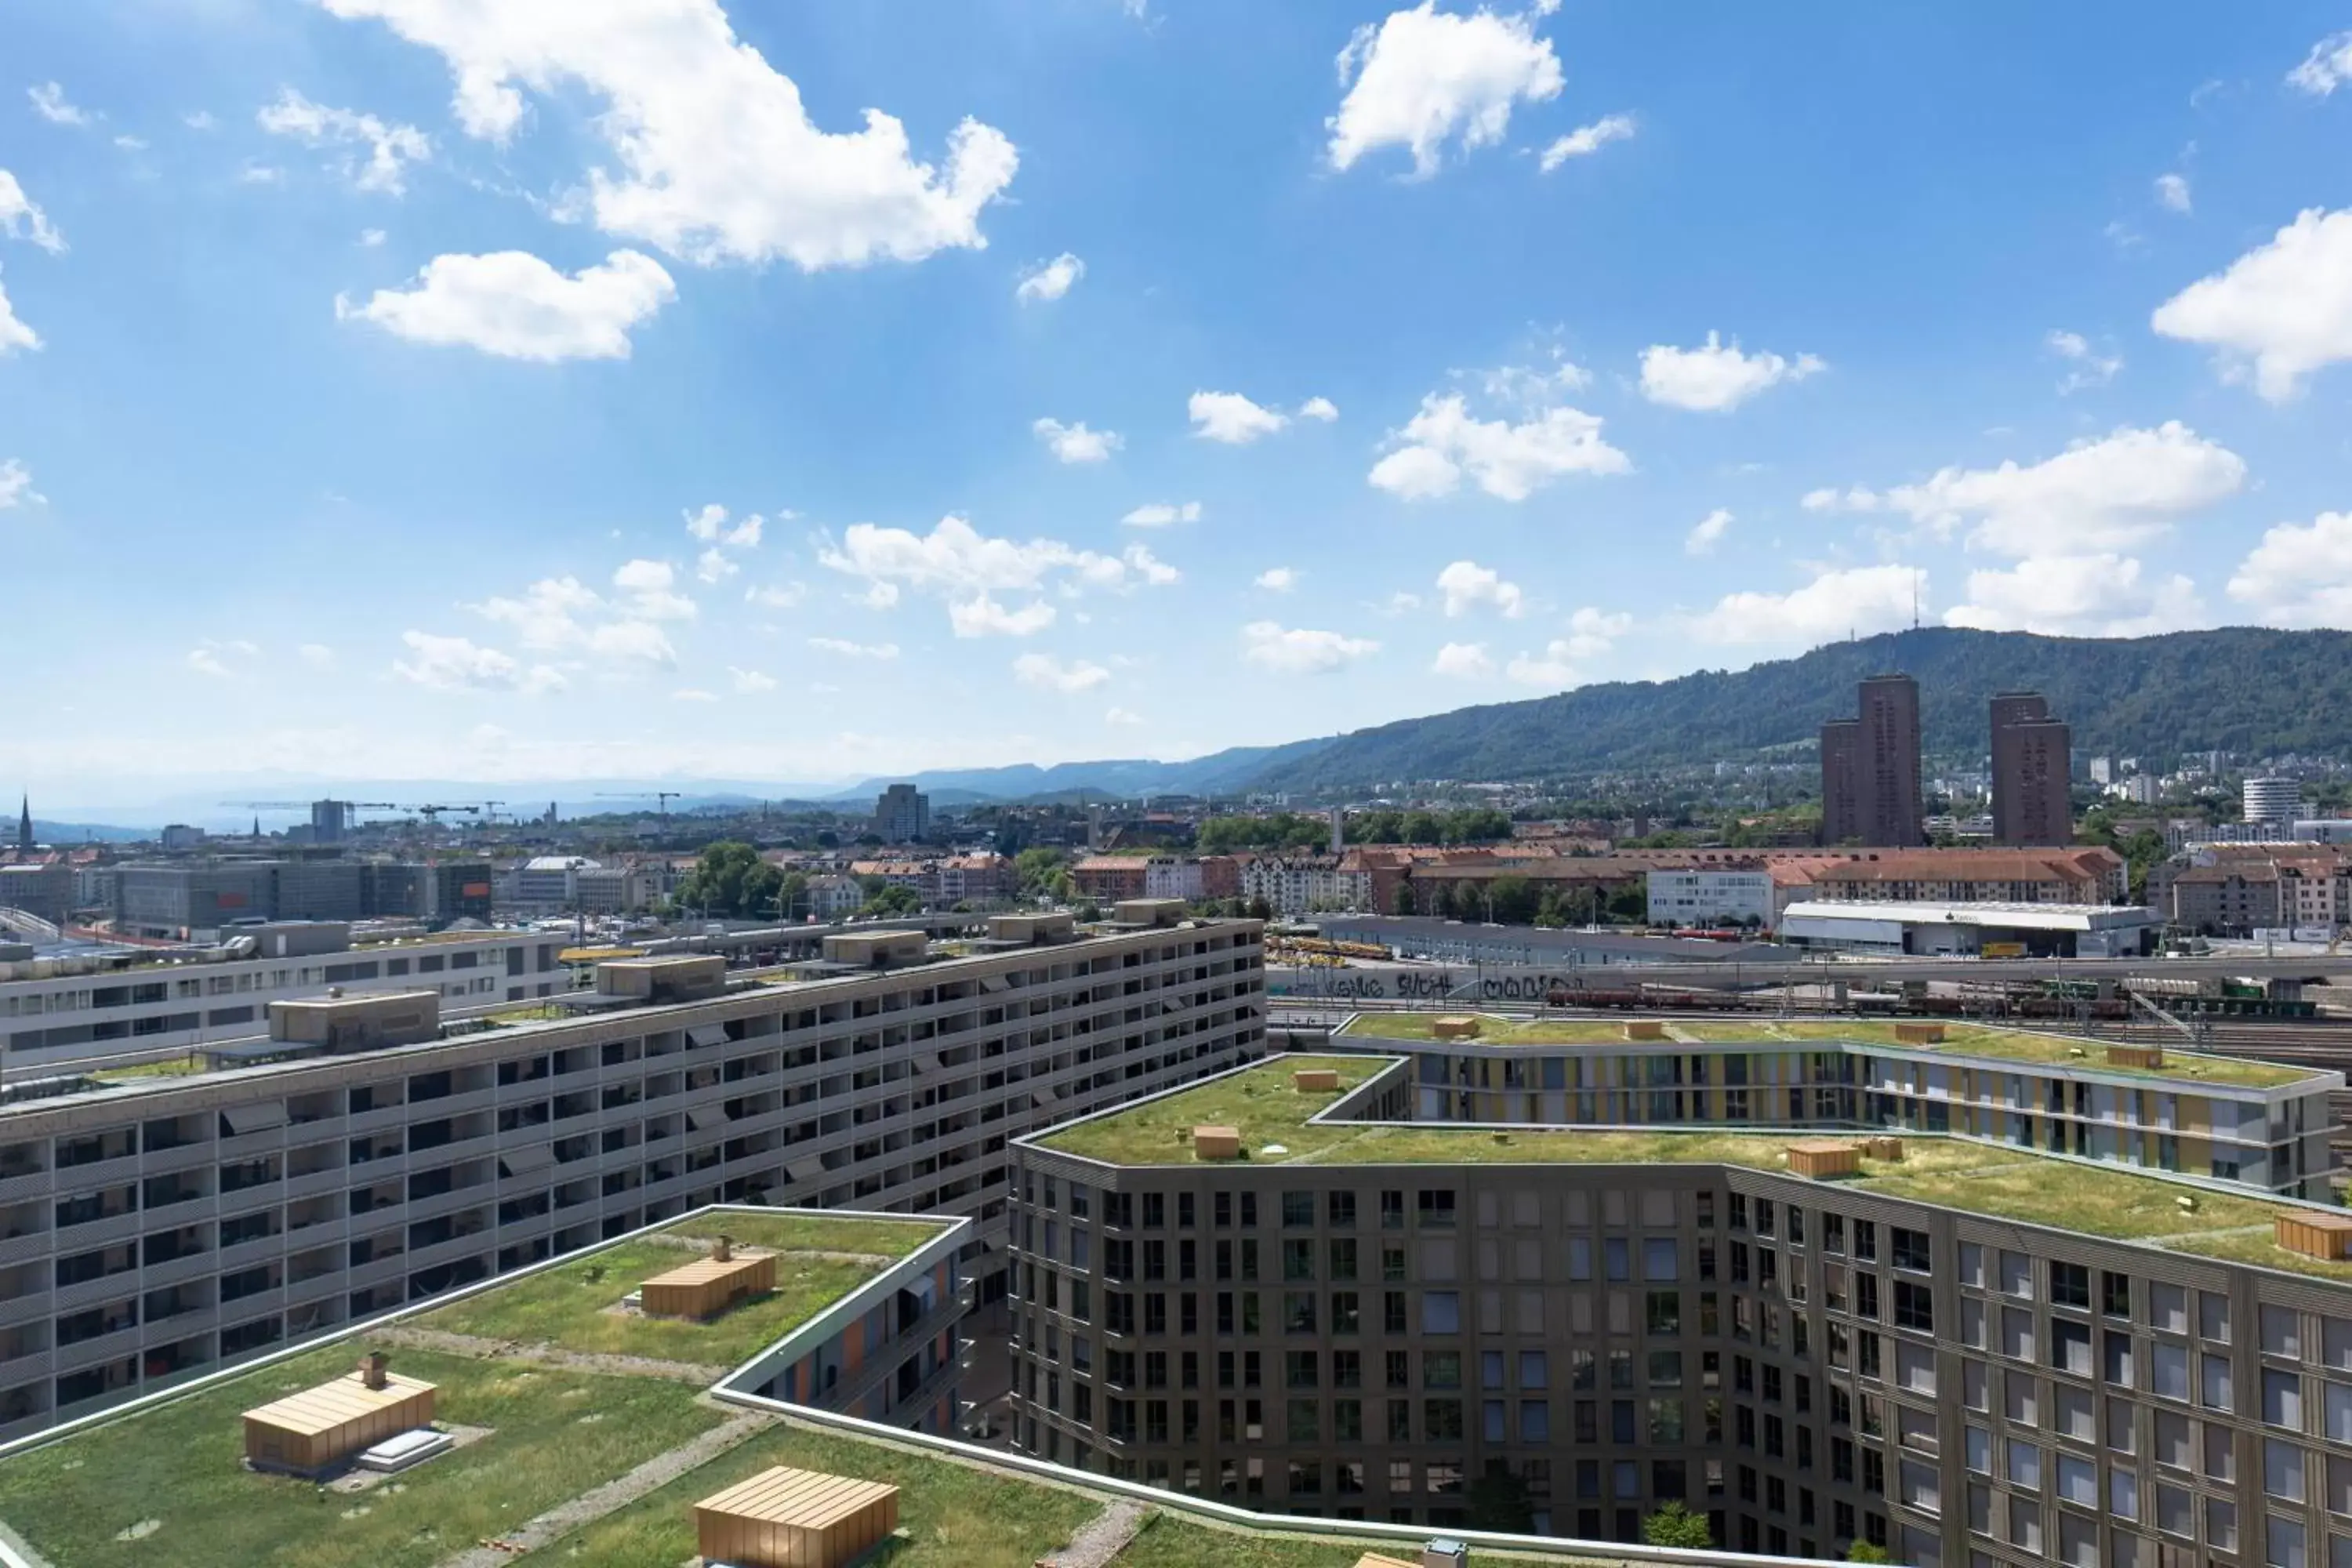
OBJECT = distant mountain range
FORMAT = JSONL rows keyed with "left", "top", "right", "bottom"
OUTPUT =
{"left": 827, "top": 739, "right": 1336, "bottom": 805}
{"left": 1247, "top": 626, "right": 2352, "bottom": 793}
{"left": 33, "top": 629, "right": 2352, "bottom": 828}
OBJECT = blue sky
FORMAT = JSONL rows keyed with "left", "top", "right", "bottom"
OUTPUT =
{"left": 10, "top": 1, "right": 2352, "bottom": 806}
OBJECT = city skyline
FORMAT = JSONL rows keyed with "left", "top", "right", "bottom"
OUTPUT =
{"left": 9, "top": 5, "right": 2352, "bottom": 794}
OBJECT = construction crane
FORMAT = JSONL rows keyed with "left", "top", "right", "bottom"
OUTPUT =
{"left": 479, "top": 800, "right": 506, "bottom": 826}
{"left": 220, "top": 799, "right": 398, "bottom": 814}
{"left": 595, "top": 790, "right": 682, "bottom": 822}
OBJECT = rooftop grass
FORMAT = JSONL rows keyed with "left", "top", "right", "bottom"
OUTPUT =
{"left": 418, "top": 1211, "right": 946, "bottom": 1365}
{"left": 1036, "top": 1057, "right": 1391, "bottom": 1167}
{"left": 551, "top": 1420, "right": 1102, "bottom": 1568}
{"left": 0, "top": 1344, "right": 722, "bottom": 1568}
{"left": 1338, "top": 1012, "right": 2315, "bottom": 1088}
{"left": 1114, "top": 1512, "right": 1628, "bottom": 1567}
{"left": 1049, "top": 1058, "right": 2339, "bottom": 1265}
{"left": 2160, "top": 1228, "right": 2352, "bottom": 1284}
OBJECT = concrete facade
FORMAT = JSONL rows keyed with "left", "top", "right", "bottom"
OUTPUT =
{"left": 1007, "top": 1057, "right": 2352, "bottom": 1568}
{"left": 0, "top": 916, "right": 1265, "bottom": 1439}
{"left": 1, "top": 931, "right": 572, "bottom": 1072}
{"left": 1990, "top": 693, "right": 2073, "bottom": 848}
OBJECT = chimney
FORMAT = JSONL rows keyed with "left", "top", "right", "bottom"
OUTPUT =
{"left": 359, "top": 1351, "right": 390, "bottom": 1390}
{"left": 713, "top": 1235, "right": 733, "bottom": 1262}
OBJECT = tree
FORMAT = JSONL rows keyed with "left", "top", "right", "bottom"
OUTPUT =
{"left": 858, "top": 884, "right": 923, "bottom": 918}
{"left": 1642, "top": 1502, "right": 1715, "bottom": 1551}
{"left": 671, "top": 841, "right": 782, "bottom": 920}
{"left": 1465, "top": 1469, "right": 1534, "bottom": 1533}
{"left": 1486, "top": 874, "right": 1537, "bottom": 925}
{"left": 1245, "top": 896, "right": 1273, "bottom": 922}
{"left": 1843, "top": 1542, "right": 1893, "bottom": 1564}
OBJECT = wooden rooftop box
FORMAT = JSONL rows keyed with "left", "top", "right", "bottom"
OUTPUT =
{"left": 695, "top": 1465, "right": 901, "bottom": 1568}
{"left": 1624, "top": 1021, "right": 1666, "bottom": 1041}
{"left": 1352, "top": 1555, "right": 1419, "bottom": 1568}
{"left": 1787, "top": 1140, "right": 1862, "bottom": 1180}
{"left": 1430, "top": 1015, "right": 1481, "bottom": 1040}
{"left": 641, "top": 1240, "right": 777, "bottom": 1320}
{"left": 2277, "top": 1210, "right": 2352, "bottom": 1262}
{"left": 1294, "top": 1069, "right": 1340, "bottom": 1092}
{"left": 2107, "top": 1043, "right": 2166, "bottom": 1070}
{"left": 1894, "top": 1023, "right": 1946, "bottom": 1044}
{"left": 243, "top": 1353, "right": 436, "bottom": 1475}
{"left": 1864, "top": 1134, "right": 1905, "bottom": 1162}
{"left": 1193, "top": 1126, "right": 1243, "bottom": 1160}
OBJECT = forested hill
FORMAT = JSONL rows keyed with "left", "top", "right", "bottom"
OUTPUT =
{"left": 1250, "top": 626, "right": 2352, "bottom": 793}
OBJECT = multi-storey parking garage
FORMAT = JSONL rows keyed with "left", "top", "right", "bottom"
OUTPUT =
{"left": 1009, "top": 1044, "right": 2352, "bottom": 1567}
{"left": 0, "top": 905, "right": 1265, "bottom": 1440}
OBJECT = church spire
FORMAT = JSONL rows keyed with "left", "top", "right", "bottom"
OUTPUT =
{"left": 16, "top": 793, "right": 31, "bottom": 854}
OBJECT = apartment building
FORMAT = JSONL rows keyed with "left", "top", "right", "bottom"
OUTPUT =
{"left": 0, "top": 909, "right": 1264, "bottom": 1439}
{"left": 1241, "top": 856, "right": 1372, "bottom": 917}
{"left": 1007, "top": 1051, "right": 2352, "bottom": 1568}
{"left": 1335, "top": 1018, "right": 2337, "bottom": 1199}
{"left": 1804, "top": 848, "right": 2126, "bottom": 906}
{"left": 1, "top": 926, "right": 572, "bottom": 1073}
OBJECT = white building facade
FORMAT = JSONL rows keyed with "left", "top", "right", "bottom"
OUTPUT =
{"left": 1644, "top": 868, "right": 1776, "bottom": 927}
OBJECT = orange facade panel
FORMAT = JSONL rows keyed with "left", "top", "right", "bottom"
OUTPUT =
{"left": 694, "top": 1466, "right": 901, "bottom": 1568}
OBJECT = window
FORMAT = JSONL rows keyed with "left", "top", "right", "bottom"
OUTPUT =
{"left": 1423, "top": 1292, "right": 1461, "bottom": 1334}
{"left": 1328, "top": 1192, "right": 1356, "bottom": 1228}
{"left": 2051, "top": 1261, "right": 2090, "bottom": 1310}
{"left": 2009, "top": 1441, "right": 2042, "bottom": 1491}
{"left": 1892, "top": 1227, "right": 1931, "bottom": 1273}
{"left": 1894, "top": 1281, "right": 1934, "bottom": 1334}
{"left": 1644, "top": 1238, "right": 1680, "bottom": 1281}
{"left": 2205, "top": 1354, "right": 2236, "bottom": 1412}
{"left": 1424, "top": 1351, "right": 1462, "bottom": 1389}
{"left": 2268, "top": 1306, "right": 2306, "bottom": 1359}
{"left": 2051, "top": 1319, "right": 2092, "bottom": 1377}
{"left": 2267, "top": 1368, "right": 2306, "bottom": 1429}
{"left": 1283, "top": 1192, "right": 1314, "bottom": 1228}
{"left": 1417, "top": 1190, "right": 1457, "bottom": 1229}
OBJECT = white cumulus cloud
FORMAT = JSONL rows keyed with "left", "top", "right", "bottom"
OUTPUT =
{"left": 1436, "top": 559, "right": 1525, "bottom": 617}
{"left": 1254, "top": 566, "right": 1300, "bottom": 593}
{"left": 1537, "top": 112, "right": 1634, "bottom": 172}
{"left": 336, "top": 249, "right": 676, "bottom": 361}
{"left": 1685, "top": 507, "right": 1733, "bottom": 555}
{"left": 1945, "top": 554, "right": 2203, "bottom": 637}
{"left": 2154, "top": 172, "right": 2191, "bottom": 215}
{"left": 808, "top": 637, "right": 898, "bottom": 659}
{"left": 0, "top": 459, "right": 42, "bottom": 510}
{"left": 312, "top": 0, "right": 1018, "bottom": 270}
{"left": 1013, "top": 652, "right": 1111, "bottom": 691}
{"left": 393, "top": 630, "right": 566, "bottom": 693}
{"left": 0, "top": 267, "right": 40, "bottom": 355}
{"left": 1639, "top": 332, "right": 1825, "bottom": 412}
{"left": 0, "top": 170, "right": 64, "bottom": 253}
{"left": 1015, "top": 252, "right": 1083, "bottom": 303}
{"left": 2229, "top": 512, "right": 2352, "bottom": 626}
{"left": 1121, "top": 501, "right": 1202, "bottom": 528}
{"left": 728, "top": 666, "right": 777, "bottom": 694}
{"left": 1033, "top": 416, "right": 1121, "bottom": 463}
{"left": 818, "top": 514, "right": 1180, "bottom": 635}
{"left": 1370, "top": 392, "right": 1628, "bottom": 502}
{"left": 1242, "top": 621, "right": 1379, "bottom": 673}
{"left": 1327, "top": 2, "right": 1563, "bottom": 176}
{"left": 1693, "top": 564, "right": 1922, "bottom": 646}
{"left": 1504, "top": 641, "right": 1580, "bottom": 688}
{"left": 27, "top": 83, "right": 91, "bottom": 127}
{"left": 1299, "top": 395, "right": 1339, "bottom": 422}
{"left": 2045, "top": 328, "right": 2122, "bottom": 394}
{"left": 1432, "top": 641, "right": 1494, "bottom": 678}
{"left": 2152, "top": 208, "right": 2352, "bottom": 401}
{"left": 2289, "top": 31, "right": 2352, "bottom": 94}
{"left": 1189, "top": 390, "right": 1290, "bottom": 444}
{"left": 256, "top": 87, "right": 430, "bottom": 194}
{"left": 950, "top": 594, "right": 1058, "bottom": 637}
{"left": 745, "top": 581, "right": 806, "bottom": 609}
{"left": 1841, "top": 423, "right": 2245, "bottom": 557}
